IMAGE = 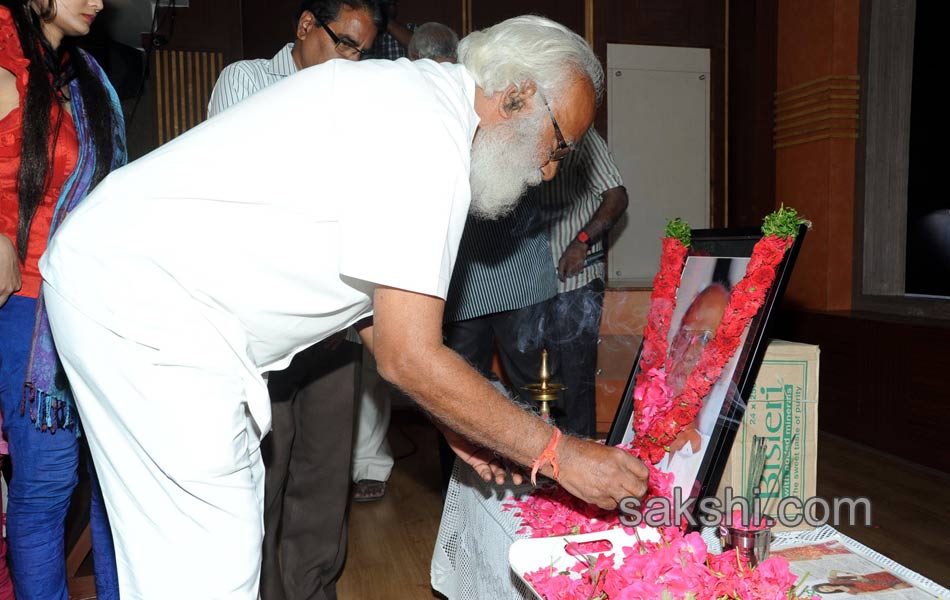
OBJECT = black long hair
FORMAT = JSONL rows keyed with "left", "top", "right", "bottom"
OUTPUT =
{"left": 4, "top": 0, "right": 117, "bottom": 261}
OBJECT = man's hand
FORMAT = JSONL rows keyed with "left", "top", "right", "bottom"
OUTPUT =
{"left": 555, "top": 437, "right": 649, "bottom": 509}
{"left": 557, "top": 241, "right": 589, "bottom": 281}
{"left": 443, "top": 426, "right": 525, "bottom": 486}
{"left": 0, "top": 235, "right": 21, "bottom": 308}
{"left": 556, "top": 185, "right": 629, "bottom": 282}
{"left": 368, "top": 287, "right": 643, "bottom": 509}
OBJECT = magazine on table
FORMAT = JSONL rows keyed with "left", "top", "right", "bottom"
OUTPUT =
{"left": 773, "top": 539, "right": 945, "bottom": 599}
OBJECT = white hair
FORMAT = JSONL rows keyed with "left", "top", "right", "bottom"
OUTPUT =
{"left": 457, "top": 15, "right": 604, "bottom": 103}
{"left": 469, "top": 102, "right": 546, "bottom": 219}
{"left": 408, "top": 22, "right": 460, "bottom": 61}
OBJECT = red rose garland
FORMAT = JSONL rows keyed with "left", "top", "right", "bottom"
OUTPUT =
{"left": 638, "top": 237, "right": 690, "bottom": 372}
{"left": 632, "top": 234, "right": 793, "bottom": 464}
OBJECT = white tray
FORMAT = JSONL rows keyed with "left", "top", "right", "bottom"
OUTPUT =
{"left": 508, "top": 526, "right": 661, "bottom": 600}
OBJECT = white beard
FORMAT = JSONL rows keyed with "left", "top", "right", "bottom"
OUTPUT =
{"left": 468, "top": 108, "right": 546, "bottom": 220}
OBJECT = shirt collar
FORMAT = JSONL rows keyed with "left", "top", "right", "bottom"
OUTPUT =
{"left": 268, "top": 43, "right": 299, "bottom": 78}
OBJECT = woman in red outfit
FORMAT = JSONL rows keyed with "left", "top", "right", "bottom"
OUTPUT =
{"left": 0, "top": 1, "right": 125, "bottom": 598}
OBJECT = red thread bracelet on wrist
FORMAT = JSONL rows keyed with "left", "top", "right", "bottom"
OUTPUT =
{"left": 529, "top": 427, "right": 563, "bottom": 485}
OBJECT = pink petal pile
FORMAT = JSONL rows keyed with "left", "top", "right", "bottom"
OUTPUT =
{"left": 524, "top": 526, "right": 816, "bottom": 600}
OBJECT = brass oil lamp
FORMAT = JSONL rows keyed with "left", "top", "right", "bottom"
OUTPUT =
{"left": 522, "top": 349, "right": 565, "bottom": 422}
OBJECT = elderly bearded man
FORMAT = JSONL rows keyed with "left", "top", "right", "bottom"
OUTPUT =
{"left": 207, "top": 2, "right": 381, "bottom": 599}
{"left": 39, "top": 15, "right": 649, "bottom": 599}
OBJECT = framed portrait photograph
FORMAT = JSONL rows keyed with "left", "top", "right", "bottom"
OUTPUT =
{"left": 606, "top": 225, "right": 807, "bottom": 505}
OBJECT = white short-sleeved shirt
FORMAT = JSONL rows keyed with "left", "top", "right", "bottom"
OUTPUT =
{"left": 41, "top": 58, "right": 478, "bottom": 429}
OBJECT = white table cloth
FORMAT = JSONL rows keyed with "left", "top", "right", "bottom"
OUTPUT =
{"left": 431, "top": 460, "right": 536, "bottom": 599}
{"left": 431, "top": 460, "right": 950, "bottom": 599}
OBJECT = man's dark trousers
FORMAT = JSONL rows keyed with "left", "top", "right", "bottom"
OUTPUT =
{"left": 260, "top": 338, "right": 360, "bottom": 600}
{"left": 546, "top": 278, "right": 605, "bottom": 438}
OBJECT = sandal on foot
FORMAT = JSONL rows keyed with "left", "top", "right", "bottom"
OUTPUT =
{"left": 353, "top": 479, "right": 386, "bottom": 502}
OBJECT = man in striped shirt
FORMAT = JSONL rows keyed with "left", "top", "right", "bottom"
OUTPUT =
{"left": 207, "top": 2, "right": 381, "bottom": 599}
{"left": 208, "top": 1, "right": 380, "bottom": 115}
{"left": 533, "top": 129, "right": 628, "bottom": 438}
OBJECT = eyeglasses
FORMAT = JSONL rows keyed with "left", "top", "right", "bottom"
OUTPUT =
{"left": 538, "top": 91, "right": 571, "bottom": 162}
{"left": 316, "top": 18, "right": 370, "bottom": 60}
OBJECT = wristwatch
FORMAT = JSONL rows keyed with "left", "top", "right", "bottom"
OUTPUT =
{"left": 575, "top": 230, "right": 591, "bottom": 246}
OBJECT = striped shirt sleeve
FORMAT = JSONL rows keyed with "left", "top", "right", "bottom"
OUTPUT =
{"left": 578, "top": 129, "right": 623, "bottom": 197}
{"left": 208, "top": 63, "right": 264, "bottom": 118}
{"left": 535, "top": 129, "right": 626, "bottom": 293}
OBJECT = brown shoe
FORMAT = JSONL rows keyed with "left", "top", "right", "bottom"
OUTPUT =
{"left": 352, "top": 479, "right": 386, "bottom": 502}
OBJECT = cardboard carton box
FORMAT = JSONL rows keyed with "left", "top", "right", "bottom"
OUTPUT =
{"left": 715, "top": 340, "right": 819, "bottom": 531}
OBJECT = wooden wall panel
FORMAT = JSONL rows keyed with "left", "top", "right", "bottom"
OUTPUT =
{"left": 144, "top": 2, "right": 240, "bottom": 151}
{"left": 728, "top": 0, "right": 778, "bottom": 228}
{"left": 153, "top": 3, "right": 243, "bottom": 63}
{"left": 773, "top": 76, "right": 859, "bottom": 149}
{"left": 595, "top": 290, "right": 650, "bottom": 434}
{"left": 241, "top": 0, "right": 300, "bottom": 60}
{"left": 594, "top": 0, "right": 726, "bottom": 227}
{"left": 775, "top": 0, "right": 860, "bottom": 312}
{"left": 775, "top": 310, "right": 950, "bottom": 474}
{"left": 597, "top": 0, "right": 719, "bottom": 48}
{"left": 471, "top": 0, "right": 585, "bottom": 34}
{"left": 399, "top": 0, "right": 464, "bottom": 37}
{"left": 153, "top": 50, "right": 225, "bottom": 144}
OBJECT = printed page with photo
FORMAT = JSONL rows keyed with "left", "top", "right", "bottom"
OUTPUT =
{"left": 773, "top": 541, "right": 940, "bottom": 599}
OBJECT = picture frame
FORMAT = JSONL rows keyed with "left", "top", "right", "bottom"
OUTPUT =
{"left": 606, "top": 224, "right": 807, "bottom": 506}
